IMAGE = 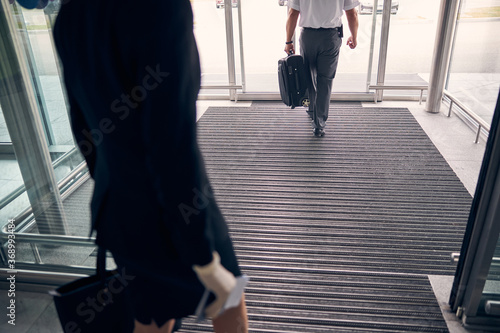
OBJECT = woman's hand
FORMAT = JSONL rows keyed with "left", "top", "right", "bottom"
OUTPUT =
{"left": 193, "top": 252, "right": 237, "bottom": 318}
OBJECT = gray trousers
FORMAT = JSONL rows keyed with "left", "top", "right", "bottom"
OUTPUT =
{"left": 300, "top": 28, "right": 342, "bottom": 129}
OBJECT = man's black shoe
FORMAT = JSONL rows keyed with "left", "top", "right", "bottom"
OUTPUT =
{"left": 313, "top": 128, "right": 325, "bottom": 137}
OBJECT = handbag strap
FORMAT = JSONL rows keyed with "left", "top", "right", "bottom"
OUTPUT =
{"left": 96, "top": 247, "right": 107, "bottom": 284}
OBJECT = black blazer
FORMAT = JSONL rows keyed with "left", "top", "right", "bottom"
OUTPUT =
{"left": 53, "top": 0, "right": 223, "bottom": 271}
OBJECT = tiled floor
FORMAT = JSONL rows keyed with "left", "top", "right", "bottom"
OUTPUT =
{"left": 0, "top": 99, "right": 492, "bottom": 332}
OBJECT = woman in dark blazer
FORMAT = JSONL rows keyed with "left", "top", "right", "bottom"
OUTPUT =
{"left": 50, "top": 0, "right": 248, "bottom": 331}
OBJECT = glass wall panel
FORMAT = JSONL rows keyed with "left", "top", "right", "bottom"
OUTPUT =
{"left": 192, "top": 0, "right": 233, "bottom": 95}
{"left": 7, "top": 1, "right": 85, "bottom": 183}
{"left": 238, "top": 0, "right": 287, "bottom": 92}
{"left": 382, "top": 0, "right": 441, "bottom": 97}
{"left": 446, "top": 0, "right": 500, "bottom": 126}
{"left": 0, "top": 105, "right": 19, "bottom": 207}
{"left": 1, "top": 0, "right": 92, "bottom": 270}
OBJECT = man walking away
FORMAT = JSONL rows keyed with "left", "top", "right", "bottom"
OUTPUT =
{"left": 285, "top": 0, "right": 359, "bottom": 137}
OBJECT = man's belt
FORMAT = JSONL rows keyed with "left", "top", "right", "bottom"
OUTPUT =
{"left": 303, "top": 27, "right": 340, "bottom": 31}
{"left": 303, "top": 25, "right": 343, "bottom": 38}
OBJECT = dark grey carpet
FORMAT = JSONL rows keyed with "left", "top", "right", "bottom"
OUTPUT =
{"left": 177, "top": 102, "right": 473, "bottom": 332}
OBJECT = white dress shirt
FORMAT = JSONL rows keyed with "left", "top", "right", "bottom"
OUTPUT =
{"left": 288, "top": 0, "right": 360, "bottom": 29}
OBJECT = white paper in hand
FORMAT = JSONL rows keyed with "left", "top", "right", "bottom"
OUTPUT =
{"left": 195, "top": 274, "right": 250, "bottom": 322}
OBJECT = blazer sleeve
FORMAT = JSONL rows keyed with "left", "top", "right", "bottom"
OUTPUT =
{"left": 66, "top": 79, "right": 97, "bottom": 179}
{"left": 53, "top": 11, "right": 97, "bottom": 178}
{"left": 136, "top": 1, "right": 216, "bottom": 267}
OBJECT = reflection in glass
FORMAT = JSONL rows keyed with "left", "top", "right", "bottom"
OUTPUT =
{"left": 6, "top": 2, "right": 85, "bottom": 183}
{"left": 447, "top": 0, "right": 500, "bottom": 126}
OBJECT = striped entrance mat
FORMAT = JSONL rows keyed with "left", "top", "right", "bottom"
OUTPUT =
{"left": 175, "top": 102, "right": 472, "bottom": 332}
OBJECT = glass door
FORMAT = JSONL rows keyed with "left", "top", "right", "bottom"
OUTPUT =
{"left": 233, "top": 0, "right": 442, "bottom": 100}
{"left": 381, "top": 0, "right": 441, "bottom": 98}
{"left": 192, "top": 0, "right": 241, "bottom": 97}
{"left": 237, "top": 0, "right": 289, "bottom": 93}
{"left": 449, "top": 89, "right": 500, "bottom": 329}
{"left": 238, "top": 0, "right": 378, "bottom": 96}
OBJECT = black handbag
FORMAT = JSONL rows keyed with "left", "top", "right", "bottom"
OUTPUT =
{"left": 49, "top": 248, "right": 134, "bottom": 333}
